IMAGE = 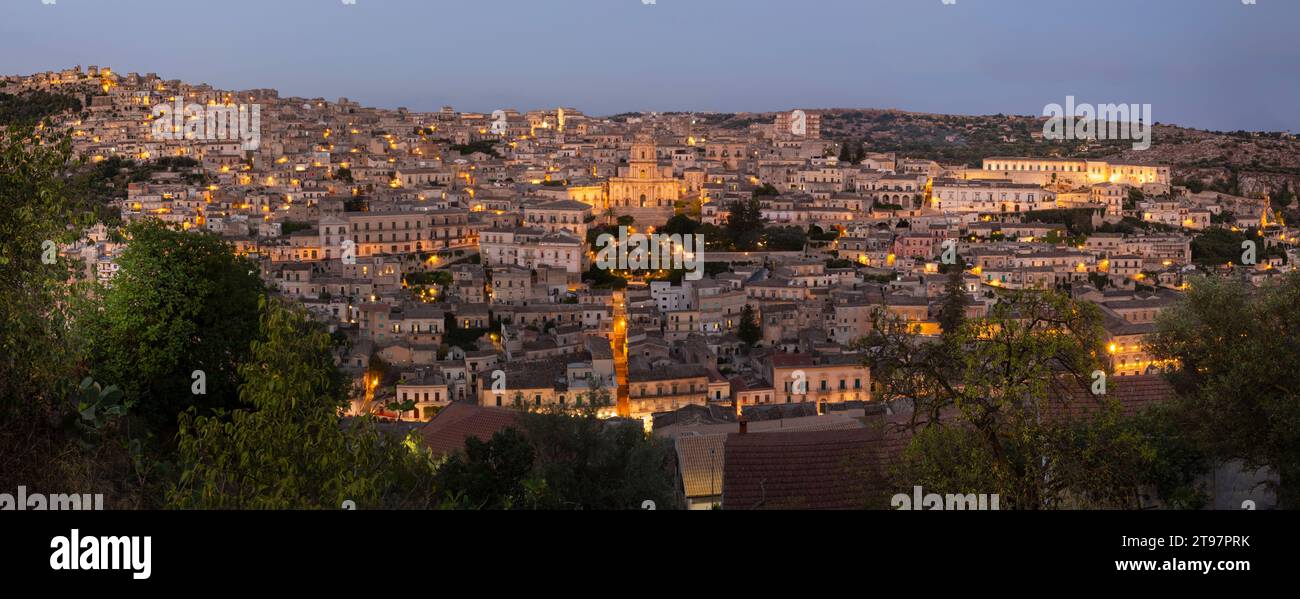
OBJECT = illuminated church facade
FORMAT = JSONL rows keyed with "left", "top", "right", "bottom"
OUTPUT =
{"left": 604, "top": 134, "right": 681, "bottom": 225}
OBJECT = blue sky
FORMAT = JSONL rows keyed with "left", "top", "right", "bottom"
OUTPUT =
{"left": 2, "top": 0, "right": 1296, "bottom": 131}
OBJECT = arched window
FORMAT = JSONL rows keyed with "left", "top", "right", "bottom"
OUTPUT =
{"left": 640, "top": 194, "right": 647, "bottom": 207}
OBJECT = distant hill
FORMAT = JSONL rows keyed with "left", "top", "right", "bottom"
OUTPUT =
{"left": 6, "top": 66, "right": 1295, "bottom": 209}
{"left": 698, "top": 108, "right": 1300, "bottom": 203}
{"left": 0, "top": 90, "right": 83, "bottom": 126}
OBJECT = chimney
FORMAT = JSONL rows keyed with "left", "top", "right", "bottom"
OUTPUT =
{"left": 738, "top": 415, "right": 748, "bottom": 435}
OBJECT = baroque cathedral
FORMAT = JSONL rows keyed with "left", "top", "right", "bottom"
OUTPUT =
{"left": 604, "top": 133, "right": 681, "bottom": 226}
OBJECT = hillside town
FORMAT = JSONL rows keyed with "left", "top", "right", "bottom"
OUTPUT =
{"left": 7, "top": 65, "right": 1295, "bottom": 510}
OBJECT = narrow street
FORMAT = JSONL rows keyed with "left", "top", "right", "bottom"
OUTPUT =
{"left": 612, "top": 289, "right": 630, "bottom": 418}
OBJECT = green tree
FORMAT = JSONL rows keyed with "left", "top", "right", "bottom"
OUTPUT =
{"left": 661, "top": 214, "right": 700, "bottom": 237}
{"left": 697, "top": 223, "right": 731, "bottom": 251}
{"left": 936, "top": 268, "right": 969, "bottom": 337}
{"left": 450, "top": 140, "right": 502, "bottom": 158}
{"left": 434, "top": 428, "right": 539, "bottom": 509}
{"left": 1147, "top": 273, "right": 1300, "bottom": 507}
{"left": 1125, "top": 403, "right": 1211, "bottom": 509}
{"left": 436, "top": 384, "right": 677, "bottom": 510}
{"left": 405, "top": 269, "right": 453, "bottom": 288}
{"left": 519, "top": 386, "right": 676, "bottom": 510}
{"left": 280, "top": 221, "right": 313, "bottom": 235}
{"left": 0, "top": 123, "right": 121, "bottom": 500}
{"left": 1125, "top": 188, "right": 1145, "bottom": 211}
{"left": 1175, "top": 176, "right": 1206, "bottom": 194}
{"left": 0, "top": 91, "right": 82, "bottom": 125}
{"left": 1275, "top": 183, "right": 1294, "bottom": 209}
{"left": 737, "top": 304, "right": 761, "bottom": 348}
{"left": 761, "top": 226, "right": 807, "bottom": 251}
{"left": 852, "top": 140, "right": 865, "bottom": 164}
{"left": 808, "top": 224, "right": 840, "bottom": 242}
{"left": 586, "top": 223, "right": 616, "bottom": 247}
{"left": 861, "top": 290, "right": 1150, "bottom": 508}
{"left": 0, "top": 124, "right": 80, "bottom": 417}
{"left": 169, "top": 299, "right": 438, "bottom": 509}
{"left": 582, "top": 263, "right": 627, "bottom": 290}
{"left": 1191, "top": 228, "right": 1283, "bottom": 267}
{"left": 442, "top": 313, "right": 492, "bottom": 351}
{"left": 80, "top": 219, "right": 265, "bottom": 435}
{"left": 725, "top": 198, "right": 766, "bottom": 251}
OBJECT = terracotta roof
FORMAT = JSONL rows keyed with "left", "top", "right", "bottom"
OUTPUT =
{"left": 1047, "top": 373, "right": 1177, "bottom": 421}
{"left": 416, "top": 402, "right": 521, "bottom": 457}
{"left": 722, "top": 427, "right": 907, "bottom": 510}
{"left": 675, "top": 434, "right": 726, "bottom": 499}
{"left": 755, "top": 418, "right": 863, "bottom": 433}
{"left": 769, "top": 353, "right": 814, "bottom": 368}
{"left": 533, "top": 200, "right": 592, "bottom": 211}
{"left": 652, "top": 403, "right": 736, "bottom": 432}
{"left": 629, "top": 363, "right": 709, "bottom": 383}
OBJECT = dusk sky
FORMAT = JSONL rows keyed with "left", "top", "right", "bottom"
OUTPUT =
{"left": 3, "top": 0, "right": 1297, "bottom": 132}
